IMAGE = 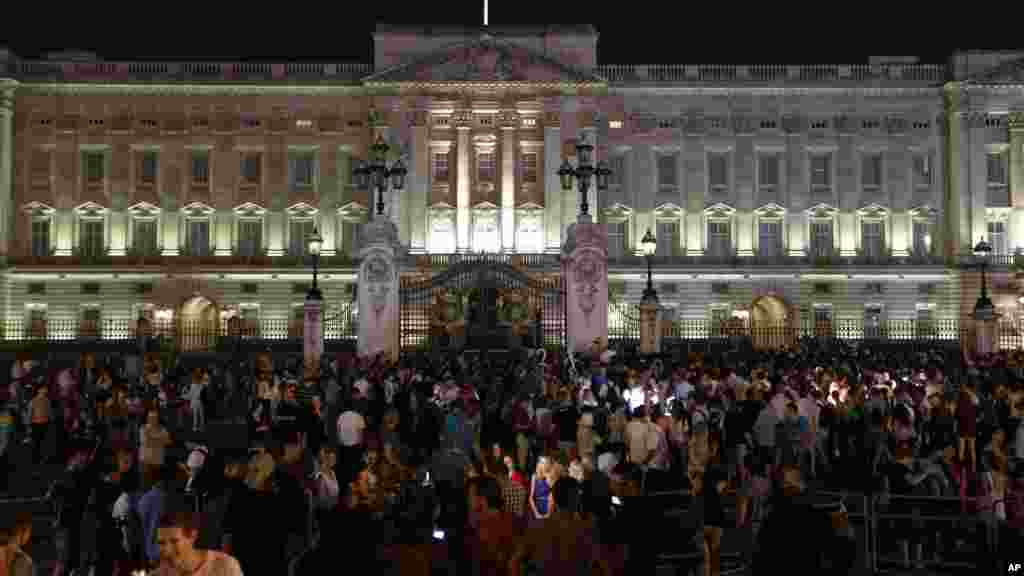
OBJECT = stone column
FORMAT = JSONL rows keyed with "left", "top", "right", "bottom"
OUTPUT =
{"left": 214, "top": 209, "right": 233, "bottom": 256}
{"left": 456, "top": 115, "right": 471, "bottom": 252}
{"left": 544, "top": 117, "right": 562, "bottom": 252}
{"left": 1010, "top": 114, "right": 1024, "bottom": 251}
{"left": 161, "top": 210, "right": 180, "bottom": 256}
{"left": 358, "top": 220, "right": 400, "bottom": 360}
{"left": 108, "top": 211, "right": 128, "bottom": 256}
{"left": 266, "top": 211, "right": 284, "bottom": 256}
{"left": 501, "top": 123, "right": 517, "bottom": 252}
{"left": 410, "top": 116, "right": 429, "bottom": 253}
{"left": 639, "top": 300, "right": 661, "bottom": 355}
{"left": 0, "top": 80, "right": 14, "bottom": 264}
{"left": 562, "top": 217, "right": 608, "bottom": 353}
{"left": 304, "top": 290, "right": 324, "bottom": 367}
{"left": 975, "top": 313, "right": 997, "bottom": 356}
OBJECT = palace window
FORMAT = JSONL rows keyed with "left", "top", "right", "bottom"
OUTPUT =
{"left": 810, "top": 220, "right": 833, "bottom": 258}
{"left": 78, "top": 219, "right": 104, "bottom": 259}
{"left": 290, "top": 152, "right": 316, "bottom": 190}
{"left": 289, "top": 218, "right": 316, "bottom": 257}
{"left": 133, "top": 220, "right": 158, "bottom": 256}
{"left": 658, "top": 154, "right": 678, "bottom": 191}
{"left": 810, "top": 153, "right": 832, "bottom": 199}
{"left": 988, "top": 220, "right": 1007, "bottom": 255}
{"left": 516, "top": 211, "right": 543, "bottom": 253}
{"left": 186, "top": 220, "right": 211, "bottom": 257}
{"left": 433, "top": 152, "right": 450, "bottom": 182}
{"left": 656, "top": 221, "right": 679, "bottom": 257}
{"left": 472, "top": 209, "right": 500, "bottom": 253}
{"left": 609, "top": 155, "right": 626, "bottom": 188}
{"left": 84, "top": 151, "right": 105, "bottom": 183}
{"left": 861, "top": 220, "right": 885, "bottom": 260}
{"left": 477, "top": 152, "right": 495, "bottom": 183}
{"left": 342, "top": 221, "right": 364, "bottom": 256}
{"left": 987, "top": 151, "right": 1009, "bottom": 206}
{"left": 31, "top": 218, "right": 51, "bottom": 257}
{"left": 912, "top": 153, "right": 931, "bottom": 193}
{"left": 707, "top": 153, "right": 729, "bottom": 196}
{"left": 191, "top": 152, "right": 210, "bottom": 186}
{"left": 861, "top": 153, "right": 882, "bottom": 195}
{"left": 706, "top": 220, "right": 731, "bottom": 259}
{"left": 237, "top": 219, "right": 263, "bottom": 257}
{"left": 606, "top": 221, "right": 628, "bottom": 260}
{"left": 757, "top": 153, "right": 779, "bottom": 200}
{"left": 520, "top": 152, "right": 538, "bottom": 184}
{"left": 912, "top": 220, "right": 933, "bottom": 256}
{"left": 758, "top": 221, "right": 782, "bottom": 258}
{"left": 139, "top": 151, "right": 158, "bottom": 186}
{"left": 241, "top": 153, "right": 262, "bottom": 185}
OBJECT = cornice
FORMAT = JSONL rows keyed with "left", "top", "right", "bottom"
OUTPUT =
{"left": 17, "top": 82, "right": 365, "bottom": 97}
{"left": 609, "top": 86, "right": 942, "bottom": 98}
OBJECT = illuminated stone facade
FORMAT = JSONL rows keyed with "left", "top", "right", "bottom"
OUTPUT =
{"left": 1, "top": 28, "right": 1024, "bottom": 339}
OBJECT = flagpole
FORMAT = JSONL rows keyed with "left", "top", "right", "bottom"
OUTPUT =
{"left": 484, "top": 0, "right": 489, "bottom": 26}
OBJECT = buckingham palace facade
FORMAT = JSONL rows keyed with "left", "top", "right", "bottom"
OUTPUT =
{"left": 0, "top": 25, "right": 1023, "bottom": 344}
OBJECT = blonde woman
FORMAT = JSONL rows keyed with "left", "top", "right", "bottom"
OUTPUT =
{"left": 529, "top": 456, "right": 553, "bottom": 521}
{"left": 314, "top": 446, "right": 340, "bottom": 511}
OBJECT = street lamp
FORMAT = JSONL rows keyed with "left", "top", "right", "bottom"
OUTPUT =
{"left": 974, "top": 237, "right": 994, "bottom": 318}
{"left": 557, "top": 133, "right": 612, "bottom": 218}
{"left": 641, "top": 228, "right": 658, "bottom": 303}
{"left": 354, "top": 135, "right": 408, "bottom": 218}
{"left": 307, "top": 227, "right": 323, "bottom": 301}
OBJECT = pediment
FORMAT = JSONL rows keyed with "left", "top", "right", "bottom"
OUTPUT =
{"left": 472, "top": 201, "right": 499, "bottom": 212}
{"left": 429, "top": 202, "right": 456, "bottom": 213}
{"left": 234, "top": 202, "right": 267, "bottom": 218}
{"left": 286, "top": 202, "right": 319, "bottom": 218}
{"left": 806, "top": 203, "right": 838, "bottom": 219}
{"left": 127, "top": 201, "right": 161, "bottom": 217}
{"left": 74, "top": 201, "right": 107, "bottom": 218}
{"left": 362, "top": 33, "right": 606, "bottom": 86}
{"left": 654, "top": 203, "right": 684, "bottom": 218}
{"left": 857, "top": 203, "right": 889, "bottom": 219}
{"left": 704, "top": 202, "right": 736, "bottom": 218}
{"left": 337, "top": 202, "right": 369, "bottom": 219}
{"left": 22, "top": 201, "right": 55, "bottom": 216}
{"left": 603, "top": 202, "right": 633, "bottom": 219}
{"left": 182, "top": 202, "right": 215, "bottom": 218}
{"left": 754, "top": 203, "right": 787, "bottom": 219}
{"left": 909, "top": 203, "right": 940, "bottom": 219}
{"left": 987, "top": 206, "right": 1011, "bottom": 222}
{"left": 516, "top": 202, "right": 544, "bottom": 212}
{"left": 969, "top": 56, "right": 1024, "bottom": 84}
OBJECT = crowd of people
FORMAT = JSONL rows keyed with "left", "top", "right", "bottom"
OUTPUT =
{"left": 0, "top": 335, "right": 1008, "bottom": 575}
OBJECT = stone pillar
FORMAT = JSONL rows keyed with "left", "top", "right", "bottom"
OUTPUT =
{"left": 456, "top": 117, "right": 471, "bottom": 252}
{"left": 562, "top": 218, "right": 608, "bottom": 353}
{"left": 214, "top": 209, "right": 233, "bottom": 256}
{"left": 639, "top": 300, "right": 661, "bottom": 355}
{"left": 0, "top": 80, "right": 14, "bottom": 264}
{"left": 304, "top": 291, "right": 324, "bottom": 367}
{"left": 501, "top": 124, "right": 516, "bottom": 252}
{"left": 975, "top": 314, "right": 997, "bottom": 356}
{"left": 358, "top": 220, "right": 400, "bottom": 360}
{"left": 410, "top": 116, "right": 429, "bottom": 252}
{"left": 1010, "top": 114, "right": 1024, "bottom": 251}
{"left": 162, "top": 210, "right": 180, "bottom": 256}
{"left": 543, "top": 118, "right": 562, "bottom": 252}
{"left": 266, "top": 211, "right": 284, "bottom": 256}
{"left": 108, "top": 211, "right": 128, "bottom": 256}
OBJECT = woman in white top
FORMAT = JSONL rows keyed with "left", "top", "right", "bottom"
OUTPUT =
{"left": 314, "top": 445, "right": 340, "bottom": 512}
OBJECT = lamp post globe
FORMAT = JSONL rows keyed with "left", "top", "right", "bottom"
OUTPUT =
{"left": 306, "top": 226, "right": 324, "bottom": 300}
{"left": 356, "top": 135, "right": 407, "bottom": 218}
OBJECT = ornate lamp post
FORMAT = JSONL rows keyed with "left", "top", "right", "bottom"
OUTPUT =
{"left": 307, "top": 227, "right": 323, "bottom": 300}
{"left": 557, "top": 133, "right": 612, "bottom": 219}
{"left": 354, "top": 135, "right": 408, "bottom": 219}
{"left": 641, "top": 228, "right": 658, "bottom": 304}
{"left": 974, "top": 237, "right": 994, "bottom": 318}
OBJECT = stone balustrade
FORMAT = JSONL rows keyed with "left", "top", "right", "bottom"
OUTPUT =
{"left": 0, "top": 55, "right": 948, "bottom": 86}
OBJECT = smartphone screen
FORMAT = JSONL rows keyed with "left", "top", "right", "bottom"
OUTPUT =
{"left": 433, "top": 529, "right": 446, "bottom": 541}
{"left": 611, "top": 496, "right": 623, "bottom": 506}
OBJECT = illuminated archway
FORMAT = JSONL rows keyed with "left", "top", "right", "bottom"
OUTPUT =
{"left": 750, "top": 295, "right": 794, "bottom": 350}
{"left": 177, "top": 294, "right": 220, "bottom": 352}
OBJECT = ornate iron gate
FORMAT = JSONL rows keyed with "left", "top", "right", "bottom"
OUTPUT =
{"left": 399, "top": 260, "right": 565, "bottom": 352}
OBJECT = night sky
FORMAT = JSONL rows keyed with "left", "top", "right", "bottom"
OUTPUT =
{"left": 1, "top": 3, "right": 1013, "bottom": 66}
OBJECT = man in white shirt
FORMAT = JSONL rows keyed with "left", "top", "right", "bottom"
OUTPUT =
{"left": 337, "top": 407, "right": 367, "bottom": 482}
{"left": 155, "top": 511, "right": 243, "bottom": 576}
{"left": 625, "top": 406, "right": 659, "bottom": 467}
